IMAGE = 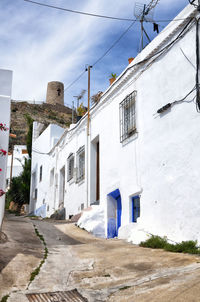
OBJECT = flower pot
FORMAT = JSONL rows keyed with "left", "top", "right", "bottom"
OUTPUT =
{"left": 128, "top": 57, "right": 134, "bottom": 64}
{"left": 76, "top": 115, "right": 82, "bottom": 122}
{"left": 109, "top": 78, "right": 116, "bottom": 85}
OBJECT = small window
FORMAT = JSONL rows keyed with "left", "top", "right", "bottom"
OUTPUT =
{"left": 39, "top": 165, "right": 42, "bottom": 182}
{"left": 67, "top": 153, "right": 74, "bottom": 181}
{"left": 76, "top": 146, "right": 85, "bottom": 183}
{"left": 132, "top": 195, "right": 140, "bottom": 222}
{"left": 120, "top": 91, "right": 136, "bottom": 143}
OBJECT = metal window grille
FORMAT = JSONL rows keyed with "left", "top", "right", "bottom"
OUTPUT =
{"left": 76, "top": 146, "right": 85, "bottom": 183}
{"left": 39, "top": 165, "right": 42, "bottom": 182}
{"left": 67, "top": 153, "right": 74, "bottom": 182}
{"left": 120, "top": 91, "right": 136, "bottom": 143}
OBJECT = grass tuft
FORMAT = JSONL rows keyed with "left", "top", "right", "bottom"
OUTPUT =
{"left": 28, "top": 226, "right": 48, "bottom": 284}
{"left": 140, "top": 235, "right": 200, "bottom": 254}
{"left": 0, "top": 295, "right": 9, "bottom": 302}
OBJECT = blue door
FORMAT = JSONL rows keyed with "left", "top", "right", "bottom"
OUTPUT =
{"left": 107, "top": 189, "right": 122, "bottom": 238}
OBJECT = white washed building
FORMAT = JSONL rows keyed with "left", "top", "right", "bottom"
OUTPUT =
{"left": 6, "top": 145, "right": 29, "bottom": 188}
{"left": 0, "top": 69, "right": 13, "bottom": 229}
{"left": 30, "top": 3, "right": 200, "bottom": 243}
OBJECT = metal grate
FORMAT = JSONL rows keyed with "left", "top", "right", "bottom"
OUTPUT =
{"left": 26, "top": 289, "right": 88, "bottom": 302}
{"left": 119, "top": 91, "right": 137, "bottom": 143}
{"left": 67, "top": 153, "right": 74, "bottom": 182}
{"left": 76, "top": 146, "right": 85, "bottom": 183}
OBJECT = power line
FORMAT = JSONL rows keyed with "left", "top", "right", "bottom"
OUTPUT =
{"left": 60, "top": 16, "right": 194, "bottom": 93}
{"left": 92, "top": 21, "right": 136, "bottom": 67}
{"left": 24, "top": 0, "right": 191, "bottom": 23}
{"left": 64, "top": 70, "right": 86, "bottom": 92}
{"left": 24, "top": 0, "right": 135, "bottom": 22}
{"left": 63, "top": 20, "right": 137, "bottom": 92}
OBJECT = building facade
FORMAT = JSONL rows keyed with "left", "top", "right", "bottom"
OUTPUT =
{"left": 30, "top": 3, "right": 200, "bottom": 243}
{"left": 0, "top": 69, "right": 13, "bottom": 229}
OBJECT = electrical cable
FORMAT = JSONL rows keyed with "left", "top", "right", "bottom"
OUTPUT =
{"left": 64, "top": 70, "right": 86, "bottom": 92}
{"left": 24, "top": 0, "right": 192, "bottom": 23}
{"left": 195, "top": 18, "right": 200, "bottom": 111}
{"left": 92, "top": 20, "right": 136, "bottom": 67}
{"left": 188, "top": 0, "right": 198, "bottom": 8}
{"left": 180, "top": 47, "right": 196, "bottom": 69}
{"left": 24, "top": 0, "right": 136, "bottom": 22}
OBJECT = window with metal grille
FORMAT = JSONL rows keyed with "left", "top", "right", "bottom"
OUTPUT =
{"left": 76, "top": 146, "right": 85, "bottom": 183}
{"left": 67, "top": 153, "right": 74, "bottom": 181}
{"left": 120, "top": 91, "right": 136, "bottom": 143}
{"left": 39, "top": 165, "right": 42, "bottom": 182}
{"left": 132, "top": 195, "right": 140, "bottom": 222}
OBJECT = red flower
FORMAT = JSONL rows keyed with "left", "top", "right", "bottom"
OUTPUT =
{"left": 0, "top": 149, "right": 7, "bottom": 156}
{"left": 0, "top": 189, "right": 5, "bottom": 197}
{"left": 0, "top": 123, "right": 8, "bottom": 131}
{"left": 0, "top": 168, "right": 2, "bottom": 172}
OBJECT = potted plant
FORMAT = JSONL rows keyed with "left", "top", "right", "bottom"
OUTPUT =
{"left": 109, "top": 73, "right": 117, "bottom": 85}
{"left": 77, "top": 103, "right": 87, "bottom": 122}
{"left": 128, "top": 57, "right": 134, "bottom": 64}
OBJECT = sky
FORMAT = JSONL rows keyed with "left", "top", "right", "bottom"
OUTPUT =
{"left": 0, "top": 0, "right": 189, "bottom": 108}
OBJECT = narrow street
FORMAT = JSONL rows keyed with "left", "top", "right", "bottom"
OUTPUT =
{"left": 1, "top": 214, "right": 200, "bottom": 302}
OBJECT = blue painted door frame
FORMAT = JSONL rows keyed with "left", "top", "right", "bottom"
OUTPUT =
{"left": 107, "top": 189, "right": 122, "bottom": 238}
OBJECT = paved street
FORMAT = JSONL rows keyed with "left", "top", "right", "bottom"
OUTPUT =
{"left": 1, "top": 214, "right": 200, "bottom": 301}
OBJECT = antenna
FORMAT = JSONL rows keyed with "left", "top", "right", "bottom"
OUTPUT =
{"left": 134, "top": 0, "right": 160, "bottom": 51}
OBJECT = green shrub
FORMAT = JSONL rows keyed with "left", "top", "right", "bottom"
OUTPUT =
{"left": 165, "top": 240, "right": 200, "bottom": 254}
{"left": 0, "top": 295, "right": 9, "bottom": 302}
{"left": 140, "top": 235, "right": 167, "bottom": 249}
{"left": 140, "top": 235, "right": 200, "bottom": 255}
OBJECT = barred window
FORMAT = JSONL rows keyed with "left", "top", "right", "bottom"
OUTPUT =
{"left": 120, "top": 91, "right": 136, "bottom": 143}
{"left": 67, "top": 153, "right": 74, "bottom": 182}
{"left": 76, "top": 146, "right": 85, "bottom": 183}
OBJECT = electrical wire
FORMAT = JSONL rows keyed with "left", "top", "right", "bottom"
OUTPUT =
{"left": 180, "top": 47, "right": 196, "bottom": 69}
{"left": 195, "top": 18, "right": 200, "bottom": 111}
{"left": 92, "top": 20, "right": 136, "bottom": 67}
{"left": 24, "top": 0, "right": 192, "bottom": 23}
{"left": 64, "top": 70, "right": 86, "bottom": 92}
{"left": 24, "top": 0, "right": 135, "bottom": 22}
{"left": 188, "top": 0, "right": 198, "bottom": 8}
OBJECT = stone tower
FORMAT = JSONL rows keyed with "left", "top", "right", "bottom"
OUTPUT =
{"left": 46, "top": 81, "right": 64, "bottom": 105}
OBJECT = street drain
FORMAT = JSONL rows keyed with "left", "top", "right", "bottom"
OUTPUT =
{"left": 26, "top": 289, "right": 88, "bottom": 302}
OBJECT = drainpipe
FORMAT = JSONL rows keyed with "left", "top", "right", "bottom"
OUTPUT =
{"left": 86, "top": 65, "right": 92, "bottom": 208}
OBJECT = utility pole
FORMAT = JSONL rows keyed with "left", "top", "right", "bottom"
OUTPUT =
{"left": 10, "top": 150, "right": 14, "bottom": 185}
{"left": 72, "top": 100, "right": 74, "bottom": 124}
{"left": 86, "top": 65, "right": 92, "bottom": 136}
{"left": 86, "top": 65, "right": 92, "bottom": 209}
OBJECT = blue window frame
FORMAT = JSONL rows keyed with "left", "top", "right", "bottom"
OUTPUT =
{"left": 132, "top": 195, "right": 140, "bottom": 222}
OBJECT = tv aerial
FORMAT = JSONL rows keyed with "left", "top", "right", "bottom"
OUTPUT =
{"left": 134, "top": 0, "right": 160, "bottom": 51}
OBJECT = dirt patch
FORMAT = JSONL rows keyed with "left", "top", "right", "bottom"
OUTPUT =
{"left": 123, "top": 262, "right": 153, "bottom": 272}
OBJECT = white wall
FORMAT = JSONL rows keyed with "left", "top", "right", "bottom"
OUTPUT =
{"left": 0, "top": 69, "right": 13, "bottom": 228}
{"left": 29, "top": 123, "right": 65, "bottom": 214}
{"left": 30, "top": 4, "right": 200, "bottom": 244}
